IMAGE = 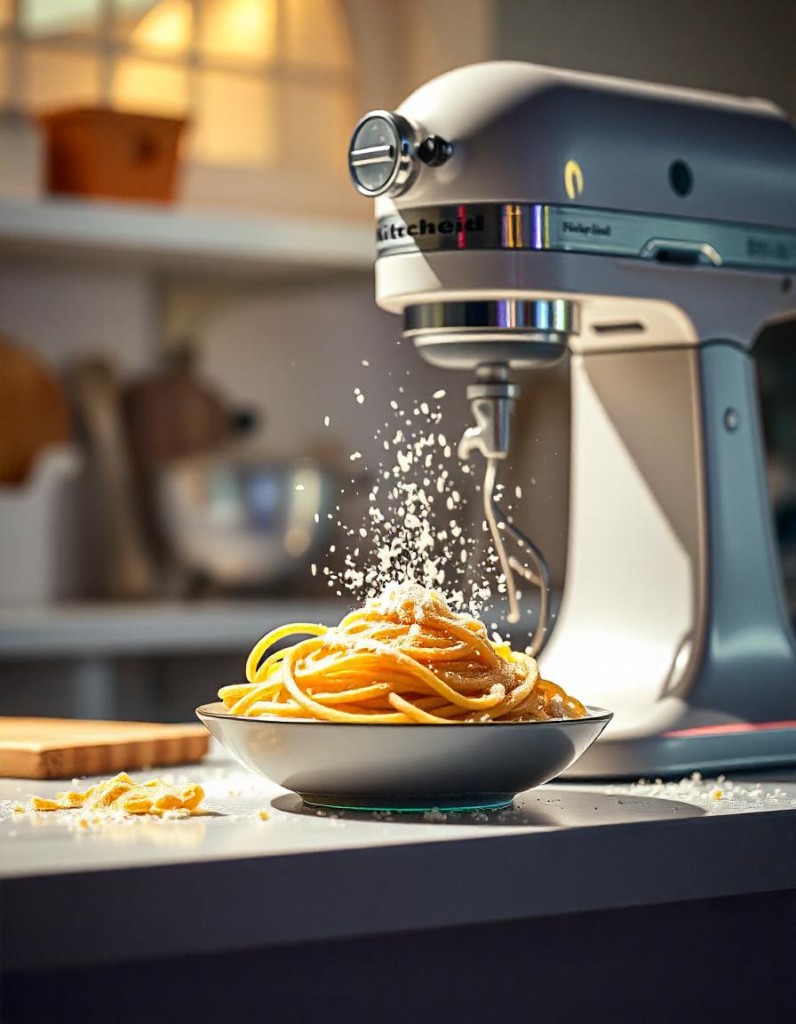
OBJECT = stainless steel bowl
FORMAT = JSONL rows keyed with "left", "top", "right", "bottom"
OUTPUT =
{"left": 156, "top": 457, "right": 335, "bottom": 588}
{"left": 197, "top": 702, "right": 613, "bottom": 811}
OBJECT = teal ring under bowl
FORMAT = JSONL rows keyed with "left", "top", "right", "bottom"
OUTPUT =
{"left": 300, "top": 793, "right": 515, "bottom": 813}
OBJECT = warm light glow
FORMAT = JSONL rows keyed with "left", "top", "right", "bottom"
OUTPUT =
{"left": 113, "top": 57, "right": 188, "bottom": 116}
{"left": 131, "top": 0, "right": 277, "bottom": 61}
{"left": 132, "top": 0, "right": 191, "bottom": 54}
{"left": 200, "top": 0, "right": 277, "bottom": 62}
{"left": 285, "top": 0, "right": 351, "bottom": 70}
{"left": 108, "top": 0, "right": 351, "bottom": 167}
{"left": 192, "top": 71, "right": 276, "bottom": 165}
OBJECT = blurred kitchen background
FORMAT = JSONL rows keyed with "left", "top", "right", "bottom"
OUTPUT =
{"left": 0, "top": 0, "right": 794, "bottom": 722}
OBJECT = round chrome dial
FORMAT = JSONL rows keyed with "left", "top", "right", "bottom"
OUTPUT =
{"left": 348, "top": 110, "right": 418, "bottom": 198}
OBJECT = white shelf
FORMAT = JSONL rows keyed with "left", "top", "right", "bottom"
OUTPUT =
{"left": 0, "top": 598, "right": 350, "bottom": 659}
{"left": 0, "top": 197, "right": 374, "bottom": 278}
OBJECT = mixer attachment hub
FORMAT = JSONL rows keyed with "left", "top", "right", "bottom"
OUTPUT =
{"left": 458, "top": 367, "right": 519, "bottom": 463}
{"left": 404, "top": 300, "right": 576, "bottom": 371}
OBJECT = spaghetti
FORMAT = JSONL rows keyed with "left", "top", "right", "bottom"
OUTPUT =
{"left": 219, "top": 583, "right": 586, "bottom": 724}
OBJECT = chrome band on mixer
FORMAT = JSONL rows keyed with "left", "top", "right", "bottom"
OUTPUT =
{"left": 404, "top": 298, "right": 578, "bottom": 338}
{"left": 403, "top": 299, "right": 576, "bottom": 369}
{"left": 376, "top": 203, "right": 796, "bottom": 272}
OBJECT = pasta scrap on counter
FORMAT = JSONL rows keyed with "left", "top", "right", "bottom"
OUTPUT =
{"left": 27, "top": 772, "right": 205, "bottom": 817}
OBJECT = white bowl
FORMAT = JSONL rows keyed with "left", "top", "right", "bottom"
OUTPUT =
{"left": 196, "top": 702, "right": 613, "bottom": 811}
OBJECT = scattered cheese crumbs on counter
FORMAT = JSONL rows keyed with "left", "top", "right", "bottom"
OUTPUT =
{"left": 258, "top": 810, "right": 270, "bottom": 820}
{"left": 606, "top": 772, "right": 796, "bottom": 813}
{"left": 27, "top": 772, "right": 205, "bottom": 818}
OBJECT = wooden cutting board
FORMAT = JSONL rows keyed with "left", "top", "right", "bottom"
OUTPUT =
{"left": 0, "top": 718, "right": 210, "bottom": 780}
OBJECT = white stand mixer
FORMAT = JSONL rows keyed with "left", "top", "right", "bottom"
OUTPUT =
{"left": 348, "top": 61, "right": 796, "bottom": 776}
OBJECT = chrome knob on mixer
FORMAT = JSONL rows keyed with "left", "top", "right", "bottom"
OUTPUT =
{"left": 348, "top": 110, "right": 452, "bottom": 198}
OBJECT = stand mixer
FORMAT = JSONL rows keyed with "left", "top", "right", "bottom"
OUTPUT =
{"left": 348, "top": 61, "right": 796, "bottom": 777}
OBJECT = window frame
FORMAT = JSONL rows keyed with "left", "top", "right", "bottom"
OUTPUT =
{"left": 0, "top": 0, "right": 356, "bottom": 168}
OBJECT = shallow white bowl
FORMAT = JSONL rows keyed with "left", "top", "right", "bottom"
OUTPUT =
{"left": 196, "top": 703, "right": 613, "bottom": 811}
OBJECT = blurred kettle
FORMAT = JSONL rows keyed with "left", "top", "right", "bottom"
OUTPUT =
{"left": 122, "top": 346, "right": 238, "bottom": 478}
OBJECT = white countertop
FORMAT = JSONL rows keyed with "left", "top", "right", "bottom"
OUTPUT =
{"left": 2, "top": 755, "right": 795, "bottom": 972}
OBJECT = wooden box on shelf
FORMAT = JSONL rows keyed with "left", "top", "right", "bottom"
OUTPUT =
{"left": 38, "top": 108, "right": 187, "bottom": 203}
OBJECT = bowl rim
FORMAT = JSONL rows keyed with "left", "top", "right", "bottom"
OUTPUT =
{"left": 195, "top": 701, "right": 613, "bottom": 728}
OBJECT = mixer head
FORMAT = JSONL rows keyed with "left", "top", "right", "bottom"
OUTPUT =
{"left": 348, "top": 62, "right": 796, "bottom": 646}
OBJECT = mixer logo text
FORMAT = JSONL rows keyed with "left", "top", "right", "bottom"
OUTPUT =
{"left": 377, "top": 214, "right": 486, "bottom": 244}
{"left": 562, "top": 219, "right": 612, "bottom": 238}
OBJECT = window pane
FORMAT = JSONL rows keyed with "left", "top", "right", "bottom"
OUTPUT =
{"left": 21, "top": 0, "right": 102, "bottom": 39}
{"left": 198, "top": 0, "right": 277, "bottom": 64}
{"left": 284, "top": 81, "right": 355, "bottom": 171}
{"left": 192, "top": 69, "right": 277, "bottom": 166}
{"left": 113, "top": 57, "right": 189, "bottom": 116}
{"left": 25, "top": 46, "right": 100, "bottom": 109}
{"left": 285, "top": 0, "right": 351, "bottom": 71}
{"left": 116, "top": 0, "right": 193, "bottom": 57}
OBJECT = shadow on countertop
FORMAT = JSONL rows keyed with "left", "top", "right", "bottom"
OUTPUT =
{"left": 271, "top": 786, "right": 705, "bottom": 827}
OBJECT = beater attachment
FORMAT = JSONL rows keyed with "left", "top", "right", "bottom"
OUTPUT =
{"left": 458, "top": 365, "right": 551, "bottom": 655}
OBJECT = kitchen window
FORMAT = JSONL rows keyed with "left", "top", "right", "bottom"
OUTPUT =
{"left": 0, "top": 0, "right": 356, "bottom": 170}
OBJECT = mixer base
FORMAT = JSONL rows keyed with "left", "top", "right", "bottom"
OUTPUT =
{"left": 564, "top": 724, "right": 796, "bottom": 780}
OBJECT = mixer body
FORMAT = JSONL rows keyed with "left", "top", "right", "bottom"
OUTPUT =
{"left": 349, "top": 62, "right": 796, "bottom": 776}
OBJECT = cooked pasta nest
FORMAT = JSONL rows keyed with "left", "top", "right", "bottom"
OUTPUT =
{"left": 219, "top": 583, "right": 586, "bottom": 724}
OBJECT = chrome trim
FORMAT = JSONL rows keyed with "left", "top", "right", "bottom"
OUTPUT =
{"left": 404, "top": 300, "right": 576, "bottom": 370}
{"left": 404, "top": 299, "right": 578, "bottom": 338}
{"left": 640, "top": 238, "right": 723, "bottom": 266}
{"left": 350, "top": 144, "right": 395, "bottom": 167}
{"left": 375, "top": 202, "right": 796, "bottom": 272}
